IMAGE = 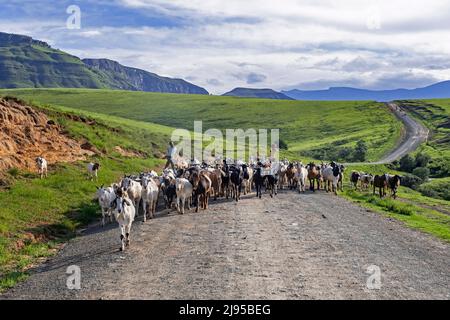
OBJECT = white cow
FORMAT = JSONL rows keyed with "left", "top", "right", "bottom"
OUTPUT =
{"left": 110, "top": 189, "right": 135, "bottom": 251}
{"left": 36, "top": 157, "right": 48, "bottom": 179}
{"left": 175, "top": 178, "right": 193, "bottom": 214}
{"left": 141, "top": 175, "right": 159, "bottom": 222}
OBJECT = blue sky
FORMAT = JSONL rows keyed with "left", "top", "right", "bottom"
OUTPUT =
{"left": 1, "top": 0, "right": 450, "bottom": 94}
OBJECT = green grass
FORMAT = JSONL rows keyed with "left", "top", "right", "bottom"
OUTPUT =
{"left": 396, "top": 99, "right": 450, "bottom": 200}
{"left": 0, "top": 99, "right": 170, "bottom": 291}
{"left": 0, "top": 88, "right": 402, "bottom": 162}
{"left": 342, "top": 189, "right": 450, "bottom": 242}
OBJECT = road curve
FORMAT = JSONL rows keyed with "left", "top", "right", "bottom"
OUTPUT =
{"left": 370, "top": 103, "right": 429, "bottom": 165}
{"left": 2, "top": 192, "right": 449, "bottom": 300}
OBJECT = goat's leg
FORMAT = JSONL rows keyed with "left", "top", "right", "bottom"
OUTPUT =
{"left": 125, "top": 224, "right": 131, "bottom": 247}
{"left": 101, "top": 208, "right": 106, "bottom": 227}
{"left": 119, "top": 226, "right": 125, "bottom": 251}
{"left": 143, "top": 200, "right": 147, "bottom": 222}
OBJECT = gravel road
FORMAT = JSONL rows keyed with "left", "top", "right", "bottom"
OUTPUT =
{"left": 372, "top": 103, "right": 429, "bottom": 164}
{"left": 3, "top": 191, "right": 449, "bottom": 300}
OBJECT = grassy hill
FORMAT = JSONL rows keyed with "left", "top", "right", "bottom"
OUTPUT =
{"left": 0, "top": 32, "right": 208, "bottom": 94}
{"left": 0, "top": 88, "right": 403, "bottom": 162}
{"left": 0, "top": 99, "right": 173, "bottom": 290}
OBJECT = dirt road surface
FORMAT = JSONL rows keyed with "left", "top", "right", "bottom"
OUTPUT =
{"left": 373, "top": 103, "right": 429, "bottom": 164}
{"left": 3, "top": 191, "right": 449, "bottom": 300}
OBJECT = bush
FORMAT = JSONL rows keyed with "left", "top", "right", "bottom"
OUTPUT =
{"left": 6, "top": 167, "right": 19, "bottom": 178}
{"left": 353, "top": 140, "right": 368, "bottom": 162}
{"left": 399, "top": 154, "right": 415, "bottom": 172}
{"left": 415, "top": 153, "right": 431, "bottom": 168}
{"left": 401, "top": 174, "right": 423, "bottom": 189}
{"left": 412, "top": 167, "right": 430, "bottom": 181}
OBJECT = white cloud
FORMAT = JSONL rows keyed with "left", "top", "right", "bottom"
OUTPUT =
{"left": 3, "top": 1, "right": 450, "bottom": 93}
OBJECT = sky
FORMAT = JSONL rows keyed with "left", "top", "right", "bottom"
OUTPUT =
{"left": 1, "top": 0, "right": 450, "bottom": 94}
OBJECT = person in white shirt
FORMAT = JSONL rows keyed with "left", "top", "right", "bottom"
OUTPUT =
{"left": 165, "top": 142, "right": 177, "bottom": 170}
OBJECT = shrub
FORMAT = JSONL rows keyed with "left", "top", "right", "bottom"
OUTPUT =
{"left": 415, "top": 153, "right": 431, "bottom": 168}
{"left": 399, "top": 154, "right": 415, "bottom": 172}
{"left": 6, "top": 167, "right": 19, "bottom": 178}
{"left": 401, "top": 174, "right": 423, "bottom": 189}
{"left": 353, "top": 140, "right": 368, "bottom": 162}
{"left": 412, "top": 167, "right": 430, "bottom": 181}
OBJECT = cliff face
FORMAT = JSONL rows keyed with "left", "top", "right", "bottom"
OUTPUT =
{"left": 0, "top": 97, "right": 89, "bottom": 171}
{"left": 83, "top": 59, "right": 209, "bottom": 94}
{"left": 0, "top": 32, "right": 208, "bottom": 95}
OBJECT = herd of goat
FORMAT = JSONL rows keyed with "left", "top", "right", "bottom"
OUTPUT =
{"left": 35, "top": 157, "right": 401, "bottom": 251}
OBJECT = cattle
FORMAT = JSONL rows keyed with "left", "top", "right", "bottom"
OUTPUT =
{"left": 350, "top": 171, "right": 361, "bottom": 190}
{"left": 36, "top": 157, "right": 48, "bottom": 179}
{"left": 110, "top": 188, "right": 135, "bottom": 251}
{"left": 387, "top": 174, "right": 401, "bottom": 199}
{"left": 307, "top": 163, "right": 321, "bottom": 192}
{"left": 87, "top": 162, "right": 100, "bottom": 181}
{"left": 175, "top": 178, "right": 193, "bottom": 214}
{"left": 373, "top": 174, "right": 388, "bottom": 198}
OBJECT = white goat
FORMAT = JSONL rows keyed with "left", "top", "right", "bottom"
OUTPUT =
{"left": 36, "top": 157, "right": 48, "bottom": 179}
{"left": 141, "top": 175, "right": 159, "bottom": 222}
{"left": 87, "top": 162, "right": 100, "bottom": 181}
{"left": 296, "top": 164, "right": 308, "bottom": 193}
{"left": 110, "top": 189, "right": 135, "bottom": 251}
{"left": 321, "top": 164, "right": 341, "bottom": 195}
{"left": 121, "top": 176, "right": 142, "bottom": 215}
{"left": 175, "top": 178, "right": 193, "bottom": 214}
{"left": 95, "top": 185, "right": 115, "bottom": 227}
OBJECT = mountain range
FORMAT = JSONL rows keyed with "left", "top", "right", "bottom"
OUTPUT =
{"left": 0, "top": 32, "right": 208, "bottom": 94}
{"left": 222, "top": 88, "right": 293, "bottom": 100}
{"left": 282, "top": 81, "right": 450, "bottom": 101}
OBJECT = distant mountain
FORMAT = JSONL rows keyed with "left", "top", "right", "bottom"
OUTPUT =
{"left": 282, "top": 81, "right": 450, "bottom": 101}
{"left": 0, "top": 32, "right": 208, "bottom": 94}
{"left": 223, "top": 88, "right": 294, "bottom": 100}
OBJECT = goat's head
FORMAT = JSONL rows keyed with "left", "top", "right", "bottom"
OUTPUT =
{"left": 111, "top": 189, "right": 131, "bottom": 214}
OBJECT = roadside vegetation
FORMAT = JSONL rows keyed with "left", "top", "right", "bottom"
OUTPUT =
{"left": 0, "top": 89, "right": 402, "bottom": 162}
{"left": 0, "top": 100, "right": 169, "bottom": 291}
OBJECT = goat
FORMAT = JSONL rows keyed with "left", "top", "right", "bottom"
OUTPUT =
{"left": 110, "top": 189, "right": 135, "bottom": 251}
{"left": 175, "top": 178, "right": 193, "bottom": 214}
{"left": 141, "top": 175, "right": 159, "bottom": 222}
{"left": 95, "top": 185, "right": 115, "bottom": 227}
{"left": 87, "top": 162, "right": 100, "bottom": 181}
{"left": 36, "top": 157, "right": 48, "bottom": 179}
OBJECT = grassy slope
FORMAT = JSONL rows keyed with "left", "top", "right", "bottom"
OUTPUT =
{"left": 0, "top": 89, "right": 402, "bottom": 162}
{"left": 395, "top": 99, "right": 450, "bottom": 200}
{"left": 0, "top": 101, "right": 172, "bottom": 290}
